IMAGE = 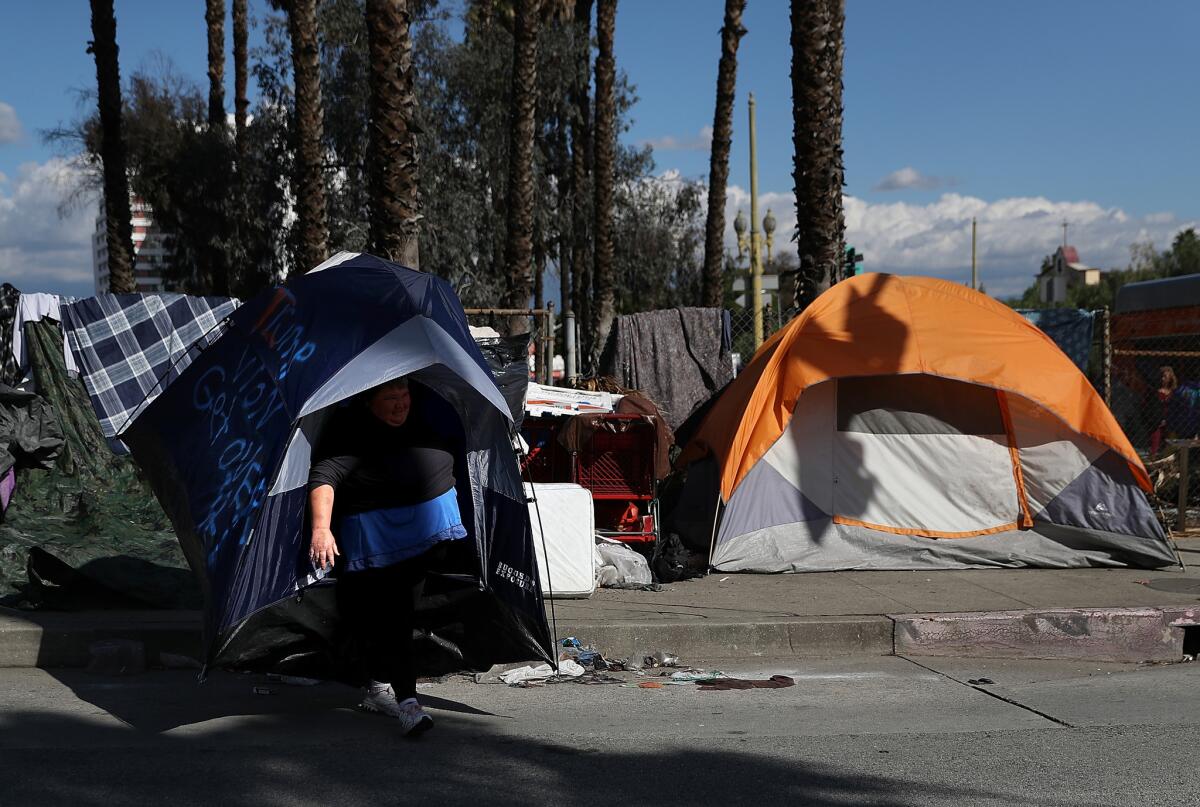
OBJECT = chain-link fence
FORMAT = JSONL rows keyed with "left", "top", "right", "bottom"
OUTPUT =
{"left": 727, "top": 304, "right": 800, "bottom": 371}
{"left": 1108, "top": 306, "right": 1200, "bottom": 533}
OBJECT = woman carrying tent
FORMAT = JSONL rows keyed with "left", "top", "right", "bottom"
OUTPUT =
{"left": 307, "top": 376, "right": 467, "bottom": 736}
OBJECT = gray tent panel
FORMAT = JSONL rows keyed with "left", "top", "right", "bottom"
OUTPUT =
{"left": 713, "top": 520, "right": 1173, "bottom": 573}
{"left": 1035, "top": 450, "right": 1166, "bottom": 542}
{"left": 720, "top": 460, "right": 828, "bottom": 539}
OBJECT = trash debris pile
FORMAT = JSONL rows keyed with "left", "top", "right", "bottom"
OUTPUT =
{"left": 473, "top": 637, "right": 795, "bottom": 692}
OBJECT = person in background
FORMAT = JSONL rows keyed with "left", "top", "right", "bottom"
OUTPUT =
{"left": 307, "top": 377, "right": 467, "bottom": 736}
{"left": 1150, "top": 365, "right": 1179, "bottom": 456}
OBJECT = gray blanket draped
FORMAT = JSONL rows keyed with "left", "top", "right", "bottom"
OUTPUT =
{"left": 600, "top": 307, "right": 733, "bottom": 431}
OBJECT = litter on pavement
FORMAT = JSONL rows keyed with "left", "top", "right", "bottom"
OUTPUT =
{"left": 697, "top": 675, "right": 795, "bottom": 691}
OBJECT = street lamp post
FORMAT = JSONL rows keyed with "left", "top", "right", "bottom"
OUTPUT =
{"left": 735, "top": 206, "right": 778, "bottom": 346}
{"left": 748, "top": 93, "right": 763, "bottom": 349}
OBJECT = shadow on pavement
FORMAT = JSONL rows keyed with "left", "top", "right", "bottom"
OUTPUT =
{"left": 38, "top": 669, "right": 498, "bottom": 734}
{"left": 0, "top": 671, "right": 1091, "bottom": 807}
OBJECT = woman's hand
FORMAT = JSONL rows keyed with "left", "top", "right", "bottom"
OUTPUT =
{"left": 310, "top": 527, "right": 339, "bottom": 570}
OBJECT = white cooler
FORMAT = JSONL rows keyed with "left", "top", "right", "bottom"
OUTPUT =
{"left": 525, "top": 482, "right": 596, "bottom": 599}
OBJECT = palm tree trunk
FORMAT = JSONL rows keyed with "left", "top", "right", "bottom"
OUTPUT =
{"left": 203, "top": 0, "right": 230, "bottom": 296}
{"left": 206, "top": 0, "right": 226, "bottom": 128}
{"left": 366, "top": 0, "right": 422, "bottom": 268}
{"left": 233, "top": 0, "right": 249, "bottom": 152}
{"left": 569, "top": 0, "right": 592, "bottom": 358}
{"left": 790, "top": 0, "right": 846, "bottom": 310}
{"left": 591, "top": 0, "right": 617, "bottom": 362}
{"left": 501, "top": 0, "right": 542, "bottom": 327}
{"left": 88, "top": 0, "right": 136, "bottom": 294}
{"left": 701, "top": 0, "right": 747, "bottom": 309}
{"left": 287, "top": 0, "right": 329, "bottom": 275}
{"left": 228, "top": 0, "right": 250, "bottom": 296}
{"left": 554, "top": 113, "right": 571, "bottom": 344}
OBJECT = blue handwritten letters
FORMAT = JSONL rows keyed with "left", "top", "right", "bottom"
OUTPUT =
{"left": 189, "top": 289, "right": 317, "bottom": 576}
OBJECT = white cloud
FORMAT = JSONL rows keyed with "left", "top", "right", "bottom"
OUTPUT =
{"left": 872, "top": 166, "right": 954, "bottom": 192}
{"left": 642, "top": 125, "right": 713, "bottom": 152}
{"left": 840, "top": 192, "right": 1199, "bottom": 296}
{"left": 0, "top": 158, "right": 96, "bottom": 294}
{"left": 712, "top": 185, "right": 1196, "bottom": 298}
{"left": 0, "top": 102, "right": 22, "bottom": 144}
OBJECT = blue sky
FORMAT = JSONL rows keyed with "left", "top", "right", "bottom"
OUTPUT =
{"left": 2, "top": 0, "right": 1198, "bottom": 298}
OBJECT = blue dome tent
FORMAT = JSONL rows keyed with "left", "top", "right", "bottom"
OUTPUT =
{"left": 122, "top": 254, "right": 553, "bottom": 676}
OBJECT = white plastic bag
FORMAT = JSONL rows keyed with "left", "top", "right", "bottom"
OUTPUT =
{"left": 497, "top": 660, "right": 586, "bottom": 684}
{"left": 555, "top": 659, "right": 586, "bottom": 677}
{"left": 595, "top": 539, "right": 652, "bottom": 586}
{"left": 499, "top": 663, "right": 555, "bottom": 684}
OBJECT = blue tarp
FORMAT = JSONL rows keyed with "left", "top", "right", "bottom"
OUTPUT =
{"left": 1018, "top": 309, "right": 1095, "bottom": 372}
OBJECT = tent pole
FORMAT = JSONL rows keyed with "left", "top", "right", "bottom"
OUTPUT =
{"left": 705, "top": 492, "right": 723, "bottom": 575}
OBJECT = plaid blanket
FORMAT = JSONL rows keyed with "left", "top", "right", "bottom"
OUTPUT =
{"left": 60, "top": 294, "right": 240, "bottom": 440}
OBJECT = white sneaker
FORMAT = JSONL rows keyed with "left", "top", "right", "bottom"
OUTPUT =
{"left": 360, "top": 685, "right": 406, "bottom": 718}
{"left": 360, "top": 687, "right": 433, "bottom": 736}
{"left": 395, "top": 697, "right": 434, "bottom": 736}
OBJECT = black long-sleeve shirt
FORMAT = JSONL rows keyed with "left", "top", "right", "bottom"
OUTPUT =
{"left": 307, "top": 406, "right": 457, "bottom": 516}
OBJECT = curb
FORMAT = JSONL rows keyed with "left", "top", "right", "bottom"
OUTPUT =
{"left": 2, "top": 605, "right": 1196, "bottom": 668}
{"left": 0, "top": 610, "right": 201, "bottom": 669}
{"left": 891, "top": 606, "right": 1200, "bottom": 664}
{"left": 559, "top": 616, "right": 896, "bottom": 661}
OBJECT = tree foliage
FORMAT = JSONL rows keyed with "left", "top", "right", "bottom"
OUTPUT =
{"left": 1006, "top": 228, "right": 1200, "bottom": 311}
{"left": 57, "top": 1, "right": 705, "bottom": 326}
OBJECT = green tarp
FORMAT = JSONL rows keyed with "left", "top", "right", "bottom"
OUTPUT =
{"left": 0, "top": 320, "right": 197, "bottom": 609}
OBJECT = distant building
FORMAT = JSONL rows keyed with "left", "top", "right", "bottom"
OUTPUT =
{"left": 1037, "top": 245, "right": 1100, "bottom": 305}
{"left": 92, "top": 198, "right": 179, "bottom": 294}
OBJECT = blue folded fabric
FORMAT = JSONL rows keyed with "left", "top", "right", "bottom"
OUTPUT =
{"left": 338, "top": 487, "right": 468, "bottom": 572}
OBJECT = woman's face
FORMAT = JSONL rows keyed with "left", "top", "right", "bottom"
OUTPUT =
{"left": 369, "top": 385, "right": 411, "bottom": 427}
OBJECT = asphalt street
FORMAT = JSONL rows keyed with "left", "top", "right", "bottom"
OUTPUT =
{"left": 2, "top": 656, "right": 1199, "bottom": 806}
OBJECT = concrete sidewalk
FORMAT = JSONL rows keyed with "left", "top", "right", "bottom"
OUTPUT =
{"left": 4, "top": 542, "right": 1200, "bottom": 667}
{"left": 552, "top": 560, "right": 1200, "bottom": 663}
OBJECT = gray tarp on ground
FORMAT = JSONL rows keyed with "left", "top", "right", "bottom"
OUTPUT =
{"left": 600, "top": 307, "right": 733, "bottom": 431}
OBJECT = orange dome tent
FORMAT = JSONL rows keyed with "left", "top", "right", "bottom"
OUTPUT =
{"left": 677, "top": 274, "right": 1176, "bottom": 572}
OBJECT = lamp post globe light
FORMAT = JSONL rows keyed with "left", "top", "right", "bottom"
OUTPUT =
{"left": 763, "top": 208, "right": 776, "bottom": 260}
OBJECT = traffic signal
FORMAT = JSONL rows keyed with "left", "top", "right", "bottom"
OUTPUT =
{"left": 844, "top": 246, "right": 864, "bottom": 279}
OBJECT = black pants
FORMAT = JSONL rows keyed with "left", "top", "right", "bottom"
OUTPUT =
{"left": 335, "top": 551, "right": 435, "bottom": 700}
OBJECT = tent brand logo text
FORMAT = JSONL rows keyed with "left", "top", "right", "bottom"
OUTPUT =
{"left": 495, "top": 561, "right": 535, "bottom": 593}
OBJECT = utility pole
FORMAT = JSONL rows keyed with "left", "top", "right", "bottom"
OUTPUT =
{"left": 971, "top": 217, "right": 978, "bottom": 290}
{"left": 748, "top": 92, "right": 763, "bottom": 349}
{"left": 1062, "top": 219, "right": 1069, "bottom": 248}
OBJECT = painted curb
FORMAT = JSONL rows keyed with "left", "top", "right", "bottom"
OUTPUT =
{"left": 892, "top": 606, "right": 1200, "bottom": 663}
